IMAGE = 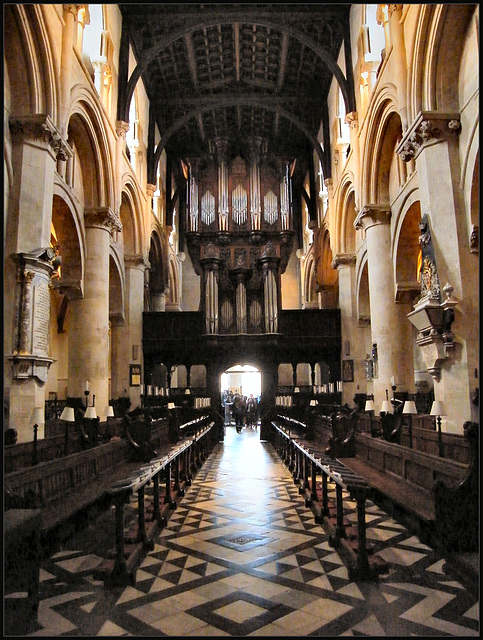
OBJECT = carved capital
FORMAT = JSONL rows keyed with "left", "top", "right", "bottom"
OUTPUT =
{"left": 146, "top": 183, "right": 156, "bottom": 198}
{"left": 396, "top": 111, "right": 461, "bottom": 162}
{"left": 331, "top": 253, "right": 356, "bottom": 269}
{"left": 125, "top": 254, "right": 150, "bottom": 270}
{"left": 85, "top": 206, "right": 122, "bottom": 234}
{"left": 344, "top": 111, "right": 358, "bottom": 129}
{"left": 9, "top": 114, "right": 71, "bottom": 161}
{"left": 354, "top": 205, "right": 391, "bottom": 231}
{"left": 115, "top": 120, "right": 130, "bottom": 138}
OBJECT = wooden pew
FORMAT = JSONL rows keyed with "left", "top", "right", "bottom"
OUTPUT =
{"left": 271, "top": 419, "right": 387, "bottom": 580}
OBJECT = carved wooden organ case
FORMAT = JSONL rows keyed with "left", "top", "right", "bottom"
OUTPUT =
{"left": 183, "top": 139, "right": 295, "bottom": 336}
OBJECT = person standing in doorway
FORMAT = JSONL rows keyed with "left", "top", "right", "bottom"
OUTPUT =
{"left": 246, "top": 393, "right": 258, "bottom": 428}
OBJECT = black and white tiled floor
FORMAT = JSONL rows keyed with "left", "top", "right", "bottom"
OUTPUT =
{"left": 6, "top": 426, "right": 479, "bottom": 636}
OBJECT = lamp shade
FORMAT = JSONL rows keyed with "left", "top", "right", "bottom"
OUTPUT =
{"left": 30, "top": 407, "right": 44, "bottom": 425}
{"left": 167, "top": 402, "right": 175, "bottom": 409}
{"left": 85, "top": 406, "right": 97, "bottom": 419}
{"left": 365, "top": 400, "right": 375, "bottom": 412}
{"left": 402, "top": 400, "right": 418, "bottom": 415}
{"left": 430, "top": 400, "right": 446, "bottom": 417}
{"left": 60, "top": 406, "right": 75, "bottom": 422}
{"left": 380, "top": 400, "right": 393, "bottom": 414}
{"left": 309, "top": 399, "right": 317, "bottom": 406}
{"left": 104, "top": 405, "right": 114, "bottom": 418}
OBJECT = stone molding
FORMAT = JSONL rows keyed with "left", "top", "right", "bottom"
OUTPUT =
{"left": 354, "top": 205, "right": 391, "bottom": 231}
{"left": 85, "top": 206, "right": 123, "bottom": 234}
{"left": 396, "top": 111, "right": 461, "bottom": 163}
{"left": 331, "top": 253, "right": 356, "bottom": 269}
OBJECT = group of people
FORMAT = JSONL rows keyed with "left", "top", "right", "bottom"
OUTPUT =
{"left": 222, "top": 389, "right": 259, "bottom": 433}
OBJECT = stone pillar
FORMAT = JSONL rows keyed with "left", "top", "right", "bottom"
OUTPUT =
{"left": 92, "top": 57, "right": 107, "bottom": 99}
{"left": 247, "top": 137, "right": 263, "bottom": 231}
{"left": 110, "top": 255, "right": 148, "bottom": 408}
{"left": 397, "top": 112, "right": 474, "bottom": 429}
{"left": 387, "top": 4, "right": 408, "bottom": 130}
{"left": 215, "top": 138, "right": 229, "bottom": 231}
{"left": 354, "top": 205, "right": 414, "bottom": 408}
{"left": 345, "top": 113, "right": 360, "bottom": 209}
{"left": 5, "top": 116, "right": 68, "bottom": 439}
{"left": 332, "top": 253, "right": 367, "bottom": 403}
{"left": 259, "top": 242, "right": 280, "bottom": 334}
{"left": 60, "top": 4, "right": 77, "bottom": 137}
{"left": 115, "top": 121, "right": 130, "bottom": 215}
{"left": 67, "top": 207, "right": 122, "bottom": 415}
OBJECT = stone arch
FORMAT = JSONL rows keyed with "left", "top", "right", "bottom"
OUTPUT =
{"left": 336, "top": 173, "right": 358, "bottom": 255}
{"left": 360, "top": 85, "right": 400, "bottom": 205}
{"left": 303, "top": 251, "right": 318, "bottom": 307}
{"left": 411, "top": 4, "right": 477, "bottom": 114}
{"left": 148, "top": 230, "right": 166, "bottom": 309}
{"left": 316, "top": 226, "right": 338, "bottom": 308}
{"left": 4, "top": 4, "right": 57, "bottom": 117}
{"left": 108, "top": 250, "right": 125, "bottom": 324}
{"left": 68, "top": 87, "right": 115, "bottom": 210}
{"left": 393, "top": 195, "right": 422, "bottom": 305}
{"left": 167, "top": 253, "right": 180, "bottom": 308}
{"left": 355, "top": 252, "right": 370, "bottom": 327}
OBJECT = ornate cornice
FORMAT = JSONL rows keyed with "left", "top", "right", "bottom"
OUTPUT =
{"left": 85, "top": 206, "right": 122, "bottom": 234}
{"left": 354, "top": 205, "right": 391, "bottom": 231}
{"left": 396, "top": 111, "right": 461, "bottom": 163}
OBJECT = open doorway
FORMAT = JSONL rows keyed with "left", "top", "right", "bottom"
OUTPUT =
{"left": 221, "top": 364, "right": 261, "bottom": 428}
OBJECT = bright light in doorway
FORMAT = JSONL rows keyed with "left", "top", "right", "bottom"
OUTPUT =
{"left": 221, "top": 364, "right": 261, "bottom": 399}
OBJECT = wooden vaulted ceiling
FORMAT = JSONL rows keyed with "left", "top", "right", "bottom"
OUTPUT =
{"left": 118, "top": 4, "right": 353, "bottom": 178}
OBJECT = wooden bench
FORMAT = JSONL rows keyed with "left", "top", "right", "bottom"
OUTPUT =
{"left": 271, "top": 420, "right": 388, "bottom": 581}
{"left": 95, "top": 421, "right": 218, "bottom": 588}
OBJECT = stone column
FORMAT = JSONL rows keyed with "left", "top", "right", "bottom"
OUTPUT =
{"left": 354, "top": 205, "right": 413, "bottom": 408}
{"left": 5, "top": 116, "right": 68, "bottom": 439}
{"left": 345, "top": 113, "right": 360, "bottom": 209}
{"left": 110, "top": 255, "right": 148, "bottom": 408}
{"left": 387, "top": 4, "right": 408, "bottom": 130}
{"left": 67, "top": 207, "right": 122, "bottom": 415}
{"left": 60, "top": 4, "right": 77, "bottom": 136}
{"left": 115, "top": 121, "right": 130, "bottom": 215}
{"left": 332, "top": 253, "right": 367, "bottom": 403}
{"left": 397, "top": 112, "right": 474, "bottom": 429}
